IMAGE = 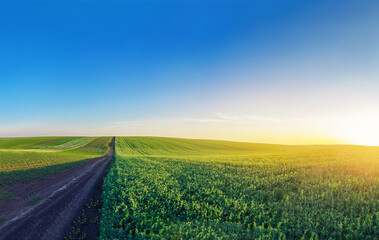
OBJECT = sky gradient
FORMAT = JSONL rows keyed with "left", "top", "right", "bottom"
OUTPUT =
{"left": 1, "top": 0, "right": 379, "bottom": 145}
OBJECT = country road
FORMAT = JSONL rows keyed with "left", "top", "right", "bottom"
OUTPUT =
{"left": 0, "top": 137, "right": 115, "bottom": 240}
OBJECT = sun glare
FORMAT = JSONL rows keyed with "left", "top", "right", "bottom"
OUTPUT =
{"left": 340, "top": 112, "right": 379, "bottom": 146}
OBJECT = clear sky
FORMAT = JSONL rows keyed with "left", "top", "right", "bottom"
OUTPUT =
{"left": 1, "top": 0, "right": 378, "bottom": 145}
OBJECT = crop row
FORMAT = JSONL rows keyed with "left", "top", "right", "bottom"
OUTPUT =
{"left": 100, "top": 137, "right": 378, "bottom": 239}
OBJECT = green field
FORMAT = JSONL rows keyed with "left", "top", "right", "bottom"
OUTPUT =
{"left": 101, "top": 137, "right": 379, "bottom": 239}
{"left": 0, "top": 137, "right": 112, "bottom": 186}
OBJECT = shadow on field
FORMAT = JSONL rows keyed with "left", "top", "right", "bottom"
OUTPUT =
{"left": 0, "top": 156, "right": 105, "bottom": 187}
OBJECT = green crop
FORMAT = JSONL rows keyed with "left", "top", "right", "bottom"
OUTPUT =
{"left": 100, "top": 137, "right": 378, "bottom": 239}
{"left": 0, "top": 137, "right": 112, "bottom": 186}
{"left": 42, "top": 137, "right": 97, "bottom": 150}
{"left": 28, "top": 196, "right": 43, "bottom": 205}
{"left": 0, "top": 137, "right": 80, "bottom": 149}
{"left": 0, "top": 190, "right": 13, "bottom": 200}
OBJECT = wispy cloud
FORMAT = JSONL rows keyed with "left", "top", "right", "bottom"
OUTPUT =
{"left": 216, "top": 112, "right": 283, "bottom": 123}
{"left": 113, "top": 112, "right": 286, "bottom": 126}
{"left": 114, "top": 117, "right": 227, "bottom": 125}
{"left": 215, "top": 112, "right": 241, "bottom": 121}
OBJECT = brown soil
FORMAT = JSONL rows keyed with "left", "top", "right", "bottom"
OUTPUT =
{"left": 0, "top": 137, "right": 115, "bottom": 240}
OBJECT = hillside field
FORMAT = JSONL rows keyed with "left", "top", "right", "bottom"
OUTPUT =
{"left": 0, "top": 137, "right": 112, "bottom": 186}
{"left": 101, "top": 137, "right": 379, "bottom": 239}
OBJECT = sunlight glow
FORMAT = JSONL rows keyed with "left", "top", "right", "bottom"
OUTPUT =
{"left": 339, "top": 111, "right": 379, "bottom": 146}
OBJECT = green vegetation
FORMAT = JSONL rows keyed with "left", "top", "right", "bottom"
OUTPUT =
{"left": 0, "top": 137, "right": 79, "bottom": 149}
{"left": 28, "top": 196, "right": 43, "bottom": 206}
{"left": 43, "top": 137, "right": 96, "bottom": 151}
{"left": 0, "top": 190, "right": 13, "bottom": 200}
{"left": 69, "top": 137, "right": 114, "bottom": 156}
{"left": 101, "top": 137, "right": 379, "bottom": 239}
{"left": 65, "top": 199, "right": 102, "bottom": 240}
{"left": 0, "top": 137, "right": 112, "bottom": 186}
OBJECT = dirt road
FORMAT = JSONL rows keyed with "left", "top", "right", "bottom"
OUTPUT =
{"left": 0, "top": 137, "right": 115, "bottom": 240}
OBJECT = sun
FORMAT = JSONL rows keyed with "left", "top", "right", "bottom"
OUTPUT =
{"left": 339, "top": 111, "right": 379, "bottom": 146}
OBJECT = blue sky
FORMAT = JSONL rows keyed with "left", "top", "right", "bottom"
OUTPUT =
{"left": 1, "top": 0, "right": 378, "bottom": 144}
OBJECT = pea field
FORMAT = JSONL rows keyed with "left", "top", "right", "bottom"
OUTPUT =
{"left": 100, "top": 137, "right": 378, "bottom": 239}
{"left": 0, "top": 136, "right": 112, "bottom": 186}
